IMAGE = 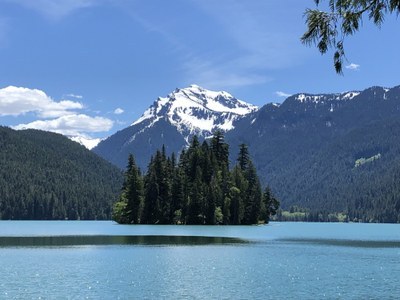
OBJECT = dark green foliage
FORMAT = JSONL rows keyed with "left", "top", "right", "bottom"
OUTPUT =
{"left": 113, "top": 132, "right": 278, "bottom": 225}
{"left": 243, "top": 162, "right": 263, "bottom": 224}
{"left": 237, "top": 144, "right": 250, "bottom": 171}
{"left": 262, "top": 186, "right": 280, "bottom": 223}
{"left": 273, "top": 117, "right": 400, "bottom": 223}
{"left": 302, "top": 0, "right": 400, "bottom": 73}
{"left": 0, "top": 127, "right": 123, "bottom": 220}
{"left": 226, "top": 86, "right": 400, "bottom": 223}
{"left": 113, "top": 154, "right": 143, "bottom": 224}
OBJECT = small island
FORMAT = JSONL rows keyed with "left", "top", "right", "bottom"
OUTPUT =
{"left": 113, "top": 131, "right": 279, "bottom": 225}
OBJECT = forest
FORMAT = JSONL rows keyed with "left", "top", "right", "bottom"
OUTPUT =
{"left": 113, "top": 132, "right": 279, "bottom": 225}
{"left": 226, "top": 87, "right": 400, "bottom": 223}
{"left": 0, "top": 127, "right": 123, "bottom": 220}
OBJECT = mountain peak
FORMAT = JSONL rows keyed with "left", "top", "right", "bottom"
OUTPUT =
{"left": 187, "top": 84, "right": 201, "bottom": 89}
{"left": 132, "top": 85, "right": 257, "bottom": 137}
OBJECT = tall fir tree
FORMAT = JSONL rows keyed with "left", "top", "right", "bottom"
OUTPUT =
{"left": 230, "top": 166, "right": 247, "bottom": 224}
{"left": 237, "top": 144, "right": 250, "bottom": 172}
{"left": 125, "top": 154, "right": 144, "bottom": 224}
{"left": 243, "top": 162, "right": 262, "bottom": 225}
{"left": 262, "top": 186, "right": 280, "bottom": 224}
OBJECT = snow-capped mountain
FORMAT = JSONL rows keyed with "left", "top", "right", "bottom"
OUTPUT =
{"left": 132, "top": 84, "right": 257, "bottom": 140}
{"left": 93, "top": 85, "right": 257, "bottom": 169}
{"left": 69, "top": 136, "right": 103, "bottom": 150}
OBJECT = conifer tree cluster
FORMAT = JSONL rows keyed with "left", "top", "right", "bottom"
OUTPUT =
{"left": 113, "top": 132, "right": 279, "bottom": 225}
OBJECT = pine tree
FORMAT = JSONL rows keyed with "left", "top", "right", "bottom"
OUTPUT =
{"left": 211, "top": 131, "right": 229, "bottom": 169}
{"left": 125, "top": 154, "right": 144, "bottom": 224}
{"left": 187, "top": 166, "right": 204, "bottom": 224}
{"left": 230, "top": 166, "right": 247, "bottom": 224}
{"left": 262, "top": 186, "right": 280, "bottom": 224}
{"left": 243, "top": 162, "right": 262, "bottom": 225}
{"left": 237, "top": 143, "right": 250, "bottom": 171}
{"left": 142, "top": 156, "right": 161, "bottom": 224}
{"left": 171, "top": 166, "right": 184, "bottom": 224}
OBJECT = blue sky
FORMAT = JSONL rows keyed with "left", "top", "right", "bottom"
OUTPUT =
{"left": 0, "top": 0, "right": 399, "bottom": 140}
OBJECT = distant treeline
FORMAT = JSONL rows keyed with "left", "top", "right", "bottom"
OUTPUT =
{"left": 113, "top": 132, "right": 279, "bottom": 225}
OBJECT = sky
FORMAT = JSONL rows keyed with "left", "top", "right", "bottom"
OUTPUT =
{"left": 0, "top": 0, "right": 399, "bottom": 141}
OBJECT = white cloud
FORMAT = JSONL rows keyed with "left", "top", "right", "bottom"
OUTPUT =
{"left": 65, "top": 93, "right": 83, "bottom": 99}
{"left": 345, "top": 63, "right": 360, "bottom": 71}
{"left": 9, "top": 0, "right": 98, "bottom": 19}
{"left": 113, "top": 108, "right": 124, "bottom": 115}
{"left": 275, "top": 91, "right": 292, "bottom": 98}
{"left": 13, "top": 114, "right": 113, "bottom": 136}
{"left": 3, "top": 86, "right": 115, "bottom": 141}
{"left": 0, "top": 86, "right": 83, "bottom": 118}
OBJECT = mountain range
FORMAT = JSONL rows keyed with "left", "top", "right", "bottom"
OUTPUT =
{"left": 94, "top": 84, "right": 400, "bottom": 222}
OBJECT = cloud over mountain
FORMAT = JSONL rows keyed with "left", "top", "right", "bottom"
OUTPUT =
{"left": 13, "top": 114, "right": 113, "bottom": 136}
{"left": 0, "top": 86, "right": 83, "bottom": 118}
{"left": 1, "top": 86, "right": 113, "bottom": 145}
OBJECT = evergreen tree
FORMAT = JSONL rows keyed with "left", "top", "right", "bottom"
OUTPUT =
{"left": 243, "top": 162, "right": 262, "bottom": 225}
{"left": 171, "top": 166, "right": 185, "bottom": 224}
{"left": 141, "top": 156, "right": 161, "bottom": 224}
{"left": 262, "top": 186, "right": 280, "bottom": 223}
{"left": 230, "top": 166, "right": 247, "bottom": 224}
{"left": 211, "top": 131, "right": 229, "bottom": 169}
{"left": 187, "top": 166, "right": 205, "bottom": 224}
{"left": 153, "top": 149, "right": 172, "bottom": 224}
{"left": 237, "top": 144, "right": 250, "bottom": 171}
{"left": 125, "top": 154, "right": 144, "bottom": 224}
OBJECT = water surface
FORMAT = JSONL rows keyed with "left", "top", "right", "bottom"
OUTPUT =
{"left": 0, "top": 221, "right": 399, "bottom": 299}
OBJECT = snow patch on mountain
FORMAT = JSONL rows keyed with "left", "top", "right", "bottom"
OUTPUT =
{"left": 295, "top": 91, "right": 360, "bottom": 103}
{"left": 342, "top": 91, "right": 360, "bottom": 100}
{"left": 131, "top": 85, "right": 258, "bottom": 139}
{"left": 70, "top": 136, "right": 103, "bottom": 150}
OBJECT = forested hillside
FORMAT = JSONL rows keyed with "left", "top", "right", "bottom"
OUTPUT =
{"left": 0, "top": 127, "right": 123, "bottom": 220}
{"left": 271, "top": 118, "right": 400, "bottom": 222}
{"left": 227, "top": 86, "right": 400, "bottom": 222}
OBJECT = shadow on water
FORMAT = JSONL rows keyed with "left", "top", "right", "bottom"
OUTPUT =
{"left": 0, "top": 235, "right": 250, "bottom": 247}
{"left": 278, "top": 238, "right": 400, "bottom": 248}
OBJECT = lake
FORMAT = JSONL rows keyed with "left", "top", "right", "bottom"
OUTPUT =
{"left": 0, "top": 221, "right": 399, "bottom": 299}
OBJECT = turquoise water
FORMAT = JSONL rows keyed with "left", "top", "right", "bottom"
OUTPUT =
{"left": 0, "top": 221, "right": 399, "bottom": 299}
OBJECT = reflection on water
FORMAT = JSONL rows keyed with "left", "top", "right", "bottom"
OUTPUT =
{"left": 0, "top": 235, "right": 249, "bottom": 247}
{"left": 279, "top": 238, "right": 400, "bottom": 248}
